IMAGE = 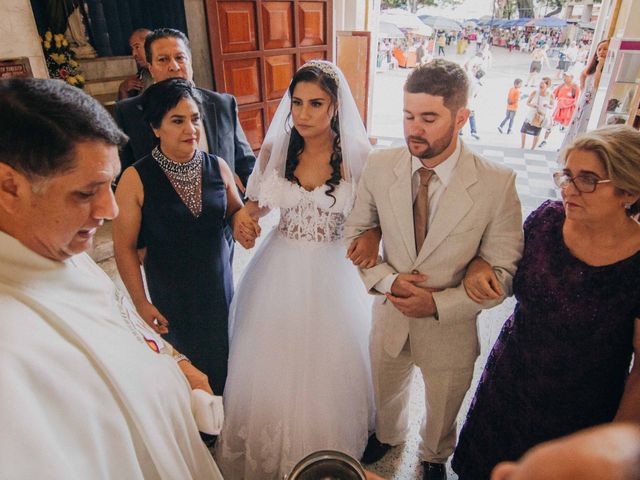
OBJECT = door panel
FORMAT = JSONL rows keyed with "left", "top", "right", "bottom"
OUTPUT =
{"left": 238, "top": 108, "right": 265, "bottom": 150}
{"left": 298, "top": 2, "right": 325, "bottom": 46}
{"left": 223, "top": 58, "right": 262, "bottom": 105}
{"left": 262, "top": 2, "right": 294, "bottom": 49}
{"left": 300, "top": 50, "right": 326, "bottom": 63}
{"left": 217, "top": 2, "right": 258, "bottom": 53}
{"left": 265, "top": 54, "right": 295, "bottom": 100}
{"left": 266, "top": 101, "right": 281, "bottom": 126}
{"left": 205, "top": 0, "right": 332, "bottom": 151}
{"left": 337, "top": 31, "right": 371, "bottom": 127}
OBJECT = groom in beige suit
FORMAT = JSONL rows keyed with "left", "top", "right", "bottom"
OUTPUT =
{"left": 345, "top": 60, "right": 524, "bottom": 480}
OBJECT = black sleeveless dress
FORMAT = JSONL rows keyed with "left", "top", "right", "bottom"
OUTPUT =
{"left": 134, "top": 152, "right": 233, "bottom": 394}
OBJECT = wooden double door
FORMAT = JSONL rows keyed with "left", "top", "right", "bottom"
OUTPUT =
{"left": 205, "top": 0, "right": 333, "bottom": 151}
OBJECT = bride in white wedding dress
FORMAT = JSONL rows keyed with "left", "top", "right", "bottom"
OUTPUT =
{"left": 215, "top": 61, "right": 376, "bottom": 479}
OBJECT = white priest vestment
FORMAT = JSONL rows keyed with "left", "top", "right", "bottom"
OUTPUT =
{"left": 0, "top": 231, "right": 223, "bottom": 479}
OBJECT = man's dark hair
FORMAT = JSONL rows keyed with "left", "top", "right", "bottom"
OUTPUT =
{"left": 404, "top": 59, "right": 469, "bottom": 112}
{"left": 144, "top": 28, "right": 191, "bottom": 65}
{"left": 0, "top": 79, "right": 127, "bottom": 178}
{"left": 131, "top": 28, "right": 151, "bottom": 37}
{"left": 141, "top": 78, "right": 203, "bottom": 131}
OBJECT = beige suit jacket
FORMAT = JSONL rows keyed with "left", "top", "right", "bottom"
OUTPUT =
{"left": 345, "top": 143, "right": 524, "bottom": 371}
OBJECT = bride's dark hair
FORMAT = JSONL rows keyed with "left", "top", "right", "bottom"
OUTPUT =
{"left": 284, "top": 64, "right": 342, "bottom": 206}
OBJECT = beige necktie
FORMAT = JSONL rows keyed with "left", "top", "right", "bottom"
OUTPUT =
{"left": 413, "top": 167, "right": 434, "bottom": 253}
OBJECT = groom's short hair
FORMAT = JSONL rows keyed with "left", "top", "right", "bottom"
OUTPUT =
{"left": 404, "top": 59, "right": 469, "bottom": 113}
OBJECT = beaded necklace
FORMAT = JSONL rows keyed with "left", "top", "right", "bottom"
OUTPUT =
{"left": 152, "top": 146, "right": 202, "bottom": 217}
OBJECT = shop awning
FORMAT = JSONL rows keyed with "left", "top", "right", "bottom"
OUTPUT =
{"left": 578, "top": 21, "right": 596, "bottom": 30}
{"left": 500, "top": 17, "right": 533, "bottom": 28}
{"left": 534, "top": 17, "right": 568, "bottom": 28}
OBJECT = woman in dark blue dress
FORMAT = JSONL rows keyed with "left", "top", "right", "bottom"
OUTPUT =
{"left": 113, "top": 78, "right": 249, "bottom": 394}
{"left": 452, "top": 125, "right": 640, "bottom": 479}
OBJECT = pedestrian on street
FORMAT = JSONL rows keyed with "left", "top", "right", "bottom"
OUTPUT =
{"left": 498, "top": 78, "right": 523, "bottom": 135}
{"left": 464, "top": 65, "right": 484, "bottom": 140}
{"left": 416, "top": 41, "right": 425, "bottom": 65}
{"left": 521, "top": 77, "right": 554, "bottom": 150}
{"left": 437, "top": 34, "right": 446, "bottom": 56}
{"left": 525, "top": 46, "right": 550, "bottom": 87}
{"left": 539, "top": 73, "right": 580, "bottom": 148}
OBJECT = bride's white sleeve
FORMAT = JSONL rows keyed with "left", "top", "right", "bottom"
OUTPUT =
{"left": 244, "top": 146, "right": 282, "bottom": 210}
{"left": 245, "top": 145, "right": 269, "bottom": 202}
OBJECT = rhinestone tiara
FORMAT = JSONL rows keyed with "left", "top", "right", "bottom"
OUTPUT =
{"left": 300, "top": 60, "right": 339, "bottom": 85}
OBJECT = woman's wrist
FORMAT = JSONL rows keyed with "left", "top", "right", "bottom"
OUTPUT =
{"left": 173, "top": 352, "right": 191, "bottom": 364}
{"left": 133, "top": 297, "right": 151, "bottom": 311}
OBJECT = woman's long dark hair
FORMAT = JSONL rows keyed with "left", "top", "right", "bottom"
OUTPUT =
{"left": 586, "top": 39, "right": 609, "bottom": 76}
{"left": 284, "top": 65, "right": 342, "bottom": 206}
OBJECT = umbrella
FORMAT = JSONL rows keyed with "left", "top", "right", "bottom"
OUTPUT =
{"left": 380, "top": 11, "right": 434, "bottom": 36}
{"left": 419, "top": 15, "right": 462, "bottom": 32}
{"left": 378, "top": 21, "right": 405, "bottom": 39}
{"left": 410, "top": 24, "right": 435, "bottom": 37}
{"left": 476, "top": 15, "right": 493, "bottom": 26}
{"left": 482, "top": 18, "right": 506, "bottom": 28}
{"left": 477, "top": 17, "right": 498, "bottom": 27}
{"left": 380, "top": 11, "right": 427, "bottom": 30}
{"left": 534, "top": 17, "right": 568, "bottom": 28}
{"left": 462, "top": 20, "right": 478, "bottom": 29}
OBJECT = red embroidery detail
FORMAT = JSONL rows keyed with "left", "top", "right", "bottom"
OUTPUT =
{"left": 145, "top": 338, "right": 160, "bottom": 353}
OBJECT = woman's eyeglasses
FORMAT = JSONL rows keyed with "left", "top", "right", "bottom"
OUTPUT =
{"left": 552, "top": 172, "right": 612, "bottom": 193}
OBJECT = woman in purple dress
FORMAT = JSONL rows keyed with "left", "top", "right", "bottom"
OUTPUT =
{"left": 452, "top": 125, "right": 640, "bottom": 480}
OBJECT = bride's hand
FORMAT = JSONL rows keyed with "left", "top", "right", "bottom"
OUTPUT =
{"left": 232, "top": 207, "right": 261, "bottom": 249}
{"left": 347, "top": 227, "right": 382, "bottom": 268}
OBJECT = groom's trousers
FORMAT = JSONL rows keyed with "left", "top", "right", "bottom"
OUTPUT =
{"left": 370, "top": 326, "right": 474, "bottom": 463}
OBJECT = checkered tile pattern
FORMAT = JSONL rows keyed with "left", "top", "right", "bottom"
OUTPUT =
{"left": 474, "top": 145, "right": 561, "bottom": 216}
{"left": 374, "top": 139, "right": 562, "bottom": 218}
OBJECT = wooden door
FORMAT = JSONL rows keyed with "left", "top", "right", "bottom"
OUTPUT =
{"left": 205, "top": 0, "right": 333, "bottom": 151}
{"left": 336, "top": 31, "right": 371, "bottom": 128}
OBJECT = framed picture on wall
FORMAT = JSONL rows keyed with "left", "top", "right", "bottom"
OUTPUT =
{"left": 0, "top": 57, "right": 33, "bottom": 79}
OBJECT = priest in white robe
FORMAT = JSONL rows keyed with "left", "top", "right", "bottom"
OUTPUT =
{"left": 0, "top": 78, "right": 223, "bottom": 479}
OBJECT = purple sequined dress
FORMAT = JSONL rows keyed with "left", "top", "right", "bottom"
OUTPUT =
{"left": 452, "top": 201, "right": 640, "bottom": 480}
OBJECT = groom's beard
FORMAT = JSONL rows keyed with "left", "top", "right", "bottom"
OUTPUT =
{"left": 406, "top": 122, "right": 455, "bottom": 160}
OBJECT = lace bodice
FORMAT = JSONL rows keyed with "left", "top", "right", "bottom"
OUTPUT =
{"left": 251, "top": 171, "right": 356, "bottom": 243}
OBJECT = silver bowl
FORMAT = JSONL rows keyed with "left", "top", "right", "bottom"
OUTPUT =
{"left": 285, "top": 450, "right": 367, "bottom": 480}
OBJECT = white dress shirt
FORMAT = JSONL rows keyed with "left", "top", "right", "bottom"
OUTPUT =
{"left": 374, "top": 141, "right": 461, "bottom": 294}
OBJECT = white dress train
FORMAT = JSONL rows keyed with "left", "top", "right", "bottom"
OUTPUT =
{"left": 215, "top": 171, "right": 374, "bottom": 479}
